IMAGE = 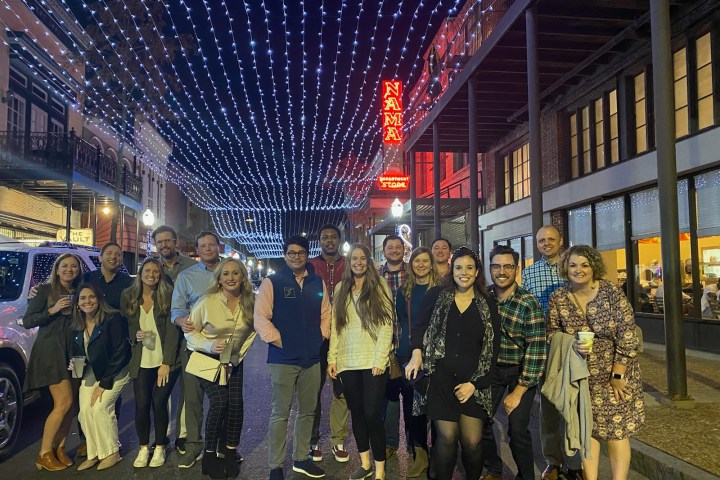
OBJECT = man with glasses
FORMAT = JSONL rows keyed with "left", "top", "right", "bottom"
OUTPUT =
{"left": 255, "top": 235, "right": 331, "bottom": 480}
{"left": 480, "top": 245, "right": 546, "bottom": 480}
{"left": 152, "top": 225, "right": 196, "bottom": 283}
{"left": 307, "top": 225, "right": 351, "bottom": 463}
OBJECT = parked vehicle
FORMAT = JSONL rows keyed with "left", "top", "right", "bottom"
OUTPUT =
{"left": 0, "top": 235, "right": 128, "bottom": 461}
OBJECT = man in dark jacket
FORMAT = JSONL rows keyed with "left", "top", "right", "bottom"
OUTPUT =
{"left": 254, "top": 235, "right": 331, "bottom": 480}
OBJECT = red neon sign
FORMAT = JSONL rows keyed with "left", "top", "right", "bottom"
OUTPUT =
{"left": 382, "top": 80, "right": 403, "bottom": 143}
{"left": 378, "top": 173, "right": 410, "bottom": 191}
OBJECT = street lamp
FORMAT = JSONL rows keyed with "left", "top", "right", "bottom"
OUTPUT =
{"left": 142, "top": 208, "right": 155, "bottom": 257}
{"left": 342, "top": 241, "right": 351, "bottom": 256}
{"left": 391, "top": 197, "right": 403, "bottom": 234}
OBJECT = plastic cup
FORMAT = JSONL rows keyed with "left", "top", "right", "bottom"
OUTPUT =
{"left": 141, "top": 331, "right": 156, "bottom": 349}
{"left": 578, "top": 331, "right": 595, "bottom": 348}
{"left": 71, "top": 356, "right": 85, "bottom": 378}
{"left": 61, "top": 294, "right": 74, "bottom": 315}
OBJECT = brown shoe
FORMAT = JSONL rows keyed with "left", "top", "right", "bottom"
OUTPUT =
{"left": 55, "top": 446, "right": 74, "bottom": 467}
{"left": 76, "top": 441, "right": 87, "bottom": 458}
{"left": 480, "top": 474, "right": 503, "bottom": 480}
{"left": 542, "top": 465, "right": 562, "bottom": 480}
{"left": 35, "top": 451, "right": 67, "bottom": 471}
{"left": 385, "top": 447, "right": 397, "bottom": 460}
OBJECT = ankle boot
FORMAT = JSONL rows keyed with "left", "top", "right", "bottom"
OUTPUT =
{"left": 35, "top": 451, "right": 66, "bottom": 471}
{"left": 223, "top": 447, "right": 240, "bottom": 477}
{"left": 407, "top": 447, "right": 429, "bottom": 478}
{"left": 201, "top": 451, "right": 226, "bottom": 479}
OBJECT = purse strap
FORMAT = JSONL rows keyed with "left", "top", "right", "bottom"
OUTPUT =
{"left": 407, "top": 290, "right": 412, "bottom": 344}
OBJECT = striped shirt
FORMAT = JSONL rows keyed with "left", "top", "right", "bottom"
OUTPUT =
{"left": 520, "top": 257, "right": 565, "bottom": 311}
{"left": 380, "top": 262, "right": 407, "bottom": 350}
{"left": 490, "top": 284, "right": 546, "bottom": 388}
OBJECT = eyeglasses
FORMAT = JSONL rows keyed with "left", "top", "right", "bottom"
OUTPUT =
{"left": 286, "top": 250, "right": 308, "bottom": 258}
{"left": 489, "top": 263, "right": 517, "bottom": 273}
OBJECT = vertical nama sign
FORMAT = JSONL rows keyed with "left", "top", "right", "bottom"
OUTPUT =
{"left": 382, "top": 80, "right": 402, "bottom": 143}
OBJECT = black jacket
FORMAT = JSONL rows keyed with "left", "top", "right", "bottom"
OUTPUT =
{"left": 71, "top": 313, "right": 131, "bottom": 390}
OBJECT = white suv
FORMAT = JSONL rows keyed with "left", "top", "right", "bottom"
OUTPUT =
{"left": 0, "top": 236, "right": 128, "bottom": 461}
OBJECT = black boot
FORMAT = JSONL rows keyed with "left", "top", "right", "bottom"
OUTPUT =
{"left": 223, "top": 447, "right": 240, "bottom": 478}
{"left": 201, "top": 451, "right": 226, "bottom": 479}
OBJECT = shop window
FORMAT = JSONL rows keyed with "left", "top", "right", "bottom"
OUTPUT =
{"left": 634, "top": 72, "right": 648, "bottom": 154}
{"left": 673, "top": 47, "right": 689, "bottom": 138}
{"left": 568, "top": 206, "right": 592, "bottom": 247}
{"left": 595, "top": 197, "right": 627, "bottom": 290}
{"left": 696, "top": 33, "right": 714, "bottom": 130}
{"left": 696, "top": 169, "right": 720, "bottom": 318}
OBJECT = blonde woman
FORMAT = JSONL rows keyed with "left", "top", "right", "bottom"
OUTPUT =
{"left": 186, "top": 257, "right": 256, "bottom": 479}
{"left": 328, "top": 244, "right": 394, "bottom": 480}
{"left": 24, "top": 253, "right": 82, "bottom": 471}
{"left": 121, "top": 258, "right": 180, "bottom": 468}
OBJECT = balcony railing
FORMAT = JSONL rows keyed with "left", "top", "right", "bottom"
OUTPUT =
{"left": 0, "top": 130, "right": 142, "bottom": 202}
{"left": 405, "top": 0, "right": 514, "bottom": 140}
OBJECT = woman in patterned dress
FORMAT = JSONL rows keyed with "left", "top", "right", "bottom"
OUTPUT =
{"left": 547, "top": 245, "right": 644, "bottom": 480}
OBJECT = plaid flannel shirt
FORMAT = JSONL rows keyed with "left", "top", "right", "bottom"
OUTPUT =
{"left": 520, "top": 257, "right": 565, "bottom": 311}
{"left": 490, "top": 284, "right": 547, "bottom": 388}
{"left": 380, "top": 262, "right": 407, "bottom": 350}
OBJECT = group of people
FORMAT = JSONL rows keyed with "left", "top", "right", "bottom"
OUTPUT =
{"left": 21, "top": 221, "right": 645, "bottom": 480}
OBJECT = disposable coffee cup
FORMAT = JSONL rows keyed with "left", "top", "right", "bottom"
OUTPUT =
{"left": 141, "top": 331, "right": 156, "bottom": 350}
{"left": 71, "top": 356, "right": 85, "bottom": 378}
{"left": 578, "top": 331, "right": 595, "bottom": 348}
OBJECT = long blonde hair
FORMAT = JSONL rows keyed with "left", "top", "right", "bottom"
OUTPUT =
{"left": 122, "top": 258, "right": 173, "bottom": 318}
{"left": 402, "top": 246, "right": 437, "bottom": 299}
{"left": 48, "top": 253, "right": 82, "bottom": 303}
{"left": 206, "top": 257, "right": 255, "bottom": 322}
{"left": 333, "top": 244, "right": 393, "bottom": 340}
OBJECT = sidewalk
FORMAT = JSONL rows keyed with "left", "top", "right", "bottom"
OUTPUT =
{"left": 630, "top": 342, "right": 720, "bottom": 480}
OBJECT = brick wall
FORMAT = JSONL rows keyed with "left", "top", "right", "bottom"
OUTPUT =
{"left": 0, "top": 186, "right": 82, "bottom": 232}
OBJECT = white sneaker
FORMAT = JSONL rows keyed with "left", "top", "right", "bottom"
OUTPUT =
{"left": 133, "top": 446, "right": 150, "bottom": 468}
{"left": 149, "top": 445, "right": 166, "bottom": 467}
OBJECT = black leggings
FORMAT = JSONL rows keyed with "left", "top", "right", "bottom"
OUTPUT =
{"left": 134, "top": 367, "right": 181, "bottom": 446}
{"left": 200, "top": 363, "right": 244, "bottom": 451}
{"left": 430, "top": 416, "right": 485, "bottom": 480}
{"left": 339, "top": 369, "right": 387, "bottom": 461}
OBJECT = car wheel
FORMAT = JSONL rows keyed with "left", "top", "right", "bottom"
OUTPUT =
{"left": 0, "top": 364, "right": 23, "bottom": 462}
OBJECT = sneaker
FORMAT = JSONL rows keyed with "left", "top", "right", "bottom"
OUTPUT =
{"left": 149, "top": 445, "right": 166, "bottom": 468}
{"left": 331, "top": 444, "right": 350, "bottom": 463}
{"left": 133, "top": 446, "right": 150, "bottom": 468}
{"left": 308, "top": 445, "right": 322, "bottom": 462}
{"left": 292, "top": 459, "right": 326, "bottom": 478}
{"left": 269, "top": 467, "right": 284, "bottom": 480}
{"left": 349, "top": 466, "right": 374, "bottom": 479}
{"left": 178, "top": 445, "right": 203, "bottom": 469}
{"left": 175, "top": 437, "right": 187, "bottom": 455}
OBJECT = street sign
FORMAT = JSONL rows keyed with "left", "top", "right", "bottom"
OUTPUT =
{"left": 378, "top": 173, "right": 410, "bottom": 191}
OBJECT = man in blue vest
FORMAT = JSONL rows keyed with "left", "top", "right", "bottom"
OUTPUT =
{"left": 254, "top": 235, "right": 331, "bottom": 480}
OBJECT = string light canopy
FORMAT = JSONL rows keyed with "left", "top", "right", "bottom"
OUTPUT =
{"left": 3, "top": 0, "right": 479, "bottom": 256}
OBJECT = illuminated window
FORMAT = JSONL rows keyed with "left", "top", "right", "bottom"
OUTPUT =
{"left": 570, "top": 113, "right": 579, "bottom": 178}
{"left": 581, "top": 106, "right": 591, "bottom": 174}
{"left": 674, "top": 47, "right": 689, "bottom": 138}
{"left": 502, "top": 143, "right": 530, "bottom": 205}
{"left": 696, "top": 33, "right": 714, "bottom": 130}
{"left": 634, "top": 72, "right": 648, "bottom": 154}
{"left": 594, "top": 97, "right": 606, "bottom": 169}
{"left": 609, "top": 90, "right": 619, "bottom": 164}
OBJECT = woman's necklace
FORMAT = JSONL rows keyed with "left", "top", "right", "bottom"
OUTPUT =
{"left": 570, "top": 282, "right": 596, "bottom": 317}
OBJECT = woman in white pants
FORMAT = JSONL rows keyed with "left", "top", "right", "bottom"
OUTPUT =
{"left": 70, "top": 282, "right": 131, "bottom": 471}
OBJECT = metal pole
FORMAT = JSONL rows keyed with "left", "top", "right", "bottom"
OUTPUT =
{"left": 468, "top": 77, "right": 479, "bottom": 252}
{"left": 409, "top": 149, "right": 418, "bottom": 247}
{"left": 650, "top": 0, "right": 690, "bottom": 401}
{"left": 526, "top": 5, "right": 544, "bottom": 261}
{"left": 433, "top": 121, "right": 441, "bottom": 239}
{"left": 134, "top": 210, "right": 140, "bottom": 275}
{"left": 91, "top": 194, "right": 97, "bottom": 246}
{"left": 65, "top": 181, "right": 72, "bottom": 241}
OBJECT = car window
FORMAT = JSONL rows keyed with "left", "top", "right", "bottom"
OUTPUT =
{"left": 0, "top": 252, "right": 28, "bottom": 301}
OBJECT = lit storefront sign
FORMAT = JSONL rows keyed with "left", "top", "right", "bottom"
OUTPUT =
{"left": 56, "top": 228, "right": 93, "bottom": 246}
{"left": 378, "top": 173, "right": 410, "bottom": 191}
{"left": 382, "top": 80, "right": 402, "bottom": 143}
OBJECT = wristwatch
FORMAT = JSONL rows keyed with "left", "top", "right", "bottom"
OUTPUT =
{"left": 612, "top": 372, "right": 625, "bottom": 380}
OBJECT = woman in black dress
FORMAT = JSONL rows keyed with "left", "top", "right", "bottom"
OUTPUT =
{"left": 24, "top": 253, "right": 82, "bottom": 471}
{"left": 405, "top": 247, "right": 500, "bottom": 480}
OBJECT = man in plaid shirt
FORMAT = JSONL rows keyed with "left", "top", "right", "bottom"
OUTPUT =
{"left": 378, "top": 234, "right": 406, "bottom": 460}
{"left": 481, "top": 245, "right": 546, "bottom": 480}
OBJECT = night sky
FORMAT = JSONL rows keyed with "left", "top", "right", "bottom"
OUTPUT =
{"left": 61, "top": 0, "right": 461, "bottom": 256}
